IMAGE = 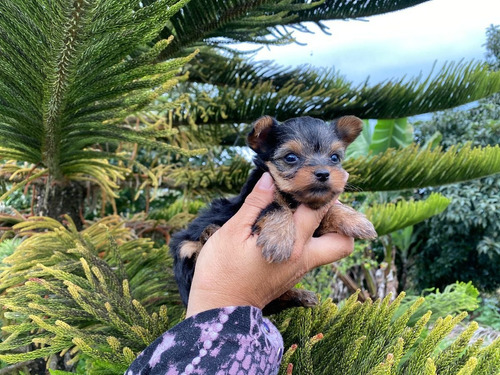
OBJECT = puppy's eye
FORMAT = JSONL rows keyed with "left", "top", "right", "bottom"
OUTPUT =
{"left": 330, "top": 154, "right": 340, "bottom": 163}
{"left": 284, "top": 153, "right": 299, "bottom": 164}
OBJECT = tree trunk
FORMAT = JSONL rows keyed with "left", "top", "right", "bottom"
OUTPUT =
{"left": 36, "top": 180, "right": 86, "bottom": 230}
{"left": 29, "top": 181, "right": 85, "bottom": 372}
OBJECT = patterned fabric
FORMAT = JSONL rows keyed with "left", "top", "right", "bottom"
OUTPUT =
{"left": 125, "top": 306, "right": 284, "bottom": 375}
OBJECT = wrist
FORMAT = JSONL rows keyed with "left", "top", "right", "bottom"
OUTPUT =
{"left": 186, "top": 289, "right": 262, "bottom": 318}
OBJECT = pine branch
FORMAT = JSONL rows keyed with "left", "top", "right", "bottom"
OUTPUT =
{"left": 43, "top": 0, "right": 91, "bottom": 179}
{"left": 272, "top": 292, "right": 500, "bottom": 375}
{"left": 0, "top": 0, "right": 197, "bottom": 187}
{"left": 172, "top": 54, "right": 500, "bottom": 123}
{"left": 288, "top": 0, "right": 431, "bottom": 22}
{"left": 156, "top": 0, "right": 431, "bottom": 56}
{"left": 344, "top": 143, "right": 500, "bottom": 192}
{"left": 0, "top": 216, "right": 182, "bottom": 369}
{"left": 366, "top": 193, "right": 451, "bottom": 236}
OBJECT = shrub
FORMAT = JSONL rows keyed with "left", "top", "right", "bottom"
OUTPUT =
{"left": 0, "top": 217, "right": 498, "bottom": 374}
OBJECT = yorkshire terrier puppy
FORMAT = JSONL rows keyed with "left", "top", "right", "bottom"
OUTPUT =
{"left": 170, "top": 115, "right": 377, "bottom": 314}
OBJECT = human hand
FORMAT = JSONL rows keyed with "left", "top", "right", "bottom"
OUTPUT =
{"left": 185, "top": 172, "right": 354, "bottom": 317}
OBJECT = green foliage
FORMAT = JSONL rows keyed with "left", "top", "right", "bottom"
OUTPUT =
{"left": 366, "top": 193, "right": 450, "bottom": 236}
{"left": 1, "top": 187, "right": 31, "bottom": 212}
{"left": 345, "top": 120, "right": 374, "bottom": 160}
{"left": 0, "top": 0, "right": 200, "bottom": 201}
{"left": 368, "top": 118, "right": 414, "bottom": 155}
{"left": 345, "top": 118, "right": 413, "bottom": 160}
{"left": 393, "top": 282, "right": 480, "bottom": 326}
{"left": 146, "top": 198, "right": 206, "bottom": 231}
{"left": 0, "top": 237, "right": 22, "bottom": 265}
{"left": 160, "top": 151, "right": 254, "bottom": 199}
{"left": 157, "top": 0, "right": 433, "bottom": 51}
{"left": 177, "top": 52, "right": 500, "bottom": 124}
{"left": 3, "top": 248, "right": 499, "bottom": 375}
{"left": 413, "top": 91, "right": 500, "bottom": 291}
{"left": 0, "top": 216, "right": 182, "bottom": 373}
{"left": 345, "top": 143, "right": 500, "bottom": 192}
{"left": 1, "top": 1, "right": 500, "bottom": 373}
{"left": 485, "top": 24, "right": 500, "bottom": 70}
{"left": 273, "top": 292, "right": 499, "bottom": 375}
{"left": 473, "top": 297, "right": 500, "bottom": 331}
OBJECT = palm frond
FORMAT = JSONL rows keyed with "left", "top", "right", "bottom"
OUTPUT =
{"left": 286, "top": 0, "right": 431, "bottom": 22}
{"left": 367, "top": 193, "right": 451, "bottom": 236}
{"left": 345, "top": 143, "right": 500, "bottom": 191}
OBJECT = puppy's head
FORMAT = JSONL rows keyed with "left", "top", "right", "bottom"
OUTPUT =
{"left": 247, "top": 115, "right": 363, "bottom": 209}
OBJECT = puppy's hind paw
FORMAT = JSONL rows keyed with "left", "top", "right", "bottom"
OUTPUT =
{"left": 262, "top": 288, "right": 318, "bottom": 315}
{"left": 296, "top": 289, "right": 319, "bottom": 307}
{"left": 179, "top": 241, "right": 203, "bottom": 259}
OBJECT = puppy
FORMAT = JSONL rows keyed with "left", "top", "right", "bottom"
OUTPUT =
{"left": 170, "top": 115, "right": 377, "bottom": 314}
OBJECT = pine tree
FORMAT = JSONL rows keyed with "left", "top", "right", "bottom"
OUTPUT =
{"left": 1, "top": 1, "right": 500, "bottom": 373}
{"left": 1, "top": 0, "right": 500, "bottom": 225}
{"left": 0, "top": 0, "right": 200, "bottom": 228}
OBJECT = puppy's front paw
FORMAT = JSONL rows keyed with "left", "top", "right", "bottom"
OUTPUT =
{"left": 319, "top": 203, "right": 377, "bottom": 240}
{"left": 253, "top": 207, "right": 295, "bottom": 263}
{"left": 258, "top": 233, "right": 294, "bottom": 263}
{"left": 340, "top": 212, "right": 377, "bottom": 240}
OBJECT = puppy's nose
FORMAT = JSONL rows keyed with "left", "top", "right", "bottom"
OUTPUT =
{"left": 314, "top": 169, "right": 330, "bottom": 182}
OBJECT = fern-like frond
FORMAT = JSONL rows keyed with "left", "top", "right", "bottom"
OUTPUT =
{"left": 161, "top": 155, "right": 253, "bottom": 199}
{"left": 0, "top": 215, "right": 179, "bottom": 306}
{"left": 156, "top": 0, "right": 431, "bottom": 56}
{"left": 173, "top": 54, "right": 500, "bottom": 124}
{"left": 0, "top": 0, "right": 196, "bottom": 182}
{"left": 393, "top": 282, "right": 480, "bottom": 327}
{"left": 345, "top": 143, "right": 500, "bottom": 191}
{"left": 366, "top": 193, "right": 451, "bottom": 236}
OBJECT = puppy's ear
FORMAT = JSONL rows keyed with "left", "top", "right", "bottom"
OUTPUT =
{"left": 334, "top": 116, "right": 363, "bottom": 145}
{"left": 247, "top": 115, "right": 278, "bottom": 153}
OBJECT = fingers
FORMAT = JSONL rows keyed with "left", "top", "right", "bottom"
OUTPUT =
{"left": 225, "top": 173, "right": 275, "bottom": 232}
{"left": 306, "top": 233, "right": 354, "bottom": 269}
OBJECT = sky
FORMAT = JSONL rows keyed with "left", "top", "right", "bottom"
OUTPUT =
{"left": 244, "top": 0, "right": 500, "bottom": 84}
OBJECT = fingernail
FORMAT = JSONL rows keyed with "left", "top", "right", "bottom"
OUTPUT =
{"left": 257, "top": 172, "right": 274, "bottom": 190}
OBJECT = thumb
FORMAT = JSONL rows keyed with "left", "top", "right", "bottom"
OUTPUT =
{"left": 226, "top": 172, "right": 275, "bottom": 231}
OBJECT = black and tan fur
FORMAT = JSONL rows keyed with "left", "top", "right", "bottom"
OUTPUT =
{"left": 170, "top": 115, "right": 377, "bottom": 314}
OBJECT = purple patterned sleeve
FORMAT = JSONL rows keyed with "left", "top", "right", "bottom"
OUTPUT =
{"left": 125, "top": 306, "right": 284, "bottom": 375}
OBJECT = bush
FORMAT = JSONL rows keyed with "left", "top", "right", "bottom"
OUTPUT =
{"left": 0, "top": 216, "right": 182, "bottom": 374}
{"left": 0, "top": 217, "right": 499, "bottom": 374}
{"left": 413, "top": 94, "right": 500, "bottom": 291}
{"left": 274, "top": 293, "right": 499, "bottom": 375}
